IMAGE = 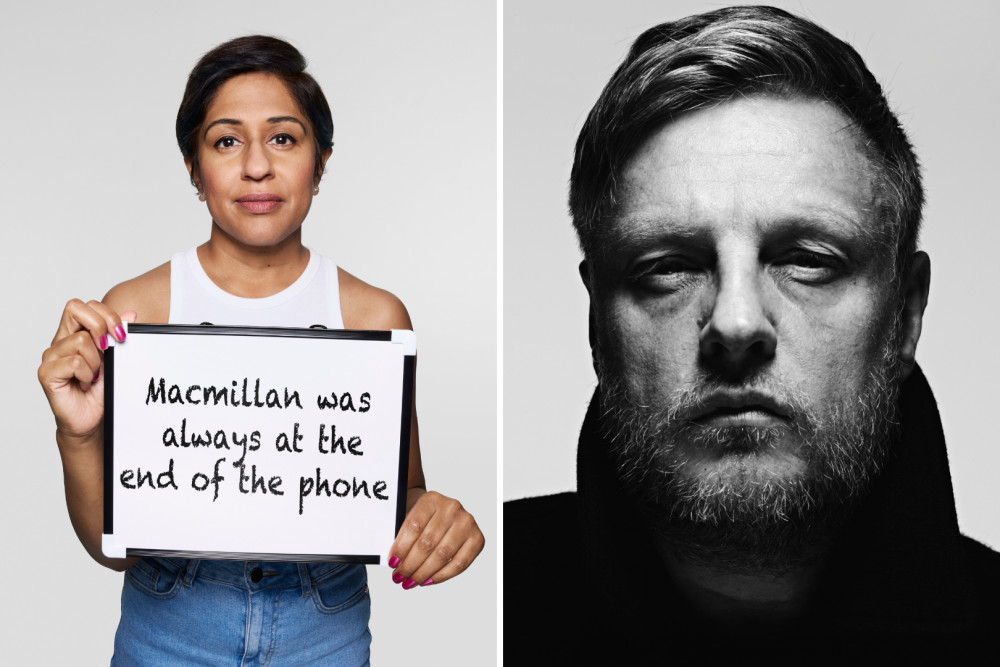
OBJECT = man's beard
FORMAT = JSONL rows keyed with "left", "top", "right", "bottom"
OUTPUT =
{"left": 595, "top": 317, "right": 903, "bottom": 571}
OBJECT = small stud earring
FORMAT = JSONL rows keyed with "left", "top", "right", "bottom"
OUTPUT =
{"left": 198, "top": 192, "right": 206, "bottom": 202}
{"left": 313, "top": 186, "right": 320, "bottom": 196}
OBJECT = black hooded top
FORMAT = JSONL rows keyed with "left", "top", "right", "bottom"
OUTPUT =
{"left": 504, "top": 366, "right": 999, "bottom": 664}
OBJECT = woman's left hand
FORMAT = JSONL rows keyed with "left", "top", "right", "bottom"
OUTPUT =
{"left": 387, "top": 489, "right": 484, "bottom": 589}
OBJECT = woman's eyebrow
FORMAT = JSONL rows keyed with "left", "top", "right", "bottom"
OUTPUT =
{"left": 267, "top": 116, "right": 307, "bottom": 133}
{"left": 203, "top": 118, "right": 241, "bottom": 138}
{"left": 202, "top": 116, "right": 307, "bottom": 139}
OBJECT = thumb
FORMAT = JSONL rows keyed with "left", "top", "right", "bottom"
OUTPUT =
{"left": 121, "top": 310, "right": 138, "bottom": 324}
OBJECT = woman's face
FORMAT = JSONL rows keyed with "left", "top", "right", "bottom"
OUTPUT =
{"left": 189, "top": 72, "right": 329, "bottom": 248}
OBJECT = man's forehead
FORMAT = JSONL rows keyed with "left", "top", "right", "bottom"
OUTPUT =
{"left": 610, "top": 96, "right": 878, "bottom": 245}
{"left": 623, "top": 95, "right": 871, "bottom": 171}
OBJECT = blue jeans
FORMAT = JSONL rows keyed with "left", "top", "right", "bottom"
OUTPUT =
{"left": 112, "top": 558, "right": 371, "bottom": 666}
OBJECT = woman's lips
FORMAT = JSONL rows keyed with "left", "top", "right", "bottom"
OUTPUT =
{"left": 236, "top": 194, "right": 282, "bottom": 214}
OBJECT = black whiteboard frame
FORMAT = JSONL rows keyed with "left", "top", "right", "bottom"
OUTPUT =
{"left": 103, "top": 323, "right": 413, "bottom": 564}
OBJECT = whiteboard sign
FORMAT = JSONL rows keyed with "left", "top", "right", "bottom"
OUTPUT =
{"left": 103, "top": 324, "right": 414, "bottom": 563}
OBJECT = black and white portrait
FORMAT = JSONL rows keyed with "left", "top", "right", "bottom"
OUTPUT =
{"left": 505, "top": 1, "right": 1000, "bottom": 661}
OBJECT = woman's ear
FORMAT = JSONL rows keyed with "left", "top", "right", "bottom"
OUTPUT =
{"left": 185, "top": 157, "right": 202, "bottom": 193}
{"left": 315, "top": 148, "right": 333, "bottom": 187}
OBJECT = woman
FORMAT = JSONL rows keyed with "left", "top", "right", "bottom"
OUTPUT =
{"left": 37, "top": 35, "right": 484, "bottom": 664}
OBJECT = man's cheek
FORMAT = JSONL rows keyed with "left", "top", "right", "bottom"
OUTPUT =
{"left": 781, "top": 309, "right": 876, "bottom": 367}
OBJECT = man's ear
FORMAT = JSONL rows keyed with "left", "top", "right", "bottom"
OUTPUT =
{"left": 580, "top": 260, "right": 597, "bottom": 359}
{"left": 898, "top": 251, "right": 931, "bottom": 381}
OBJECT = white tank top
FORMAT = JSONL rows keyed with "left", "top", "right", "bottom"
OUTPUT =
{"left": 168, "top": 247, "right": 345, "bottom": 328}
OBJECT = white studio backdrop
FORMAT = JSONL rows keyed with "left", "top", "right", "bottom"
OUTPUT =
{"left": 1, "top": 1, "right": 496, "bottom": 664}
{"left": 504, "top": 0, "right": 1000, "bottom": 553}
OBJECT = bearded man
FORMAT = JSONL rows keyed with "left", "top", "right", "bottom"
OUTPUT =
{"left": 505, "top": 6, "right": 1000, "bottom": 661}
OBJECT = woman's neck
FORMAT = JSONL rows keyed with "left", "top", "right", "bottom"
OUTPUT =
{"left": 197, "top": 224, "right": 310, "bottom": 298}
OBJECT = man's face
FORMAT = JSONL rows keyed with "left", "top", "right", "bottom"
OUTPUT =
{"left": 586, "top": 96, "right": 907, "bottom": 537}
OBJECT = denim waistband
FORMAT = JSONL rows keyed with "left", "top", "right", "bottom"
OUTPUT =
{"left": 168, "top": 559, "right": 355, "bottom": 597}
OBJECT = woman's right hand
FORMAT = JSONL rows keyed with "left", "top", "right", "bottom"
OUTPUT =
{"left": 38, "top": 299, "right": 135, "bottom": 441}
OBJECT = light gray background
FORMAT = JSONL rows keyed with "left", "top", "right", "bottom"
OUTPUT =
{"left": 2, "top": 1, "right": 495, "bottom": 664}
{"left": 504, "top": 0, "right": 1000, "bottom": 552}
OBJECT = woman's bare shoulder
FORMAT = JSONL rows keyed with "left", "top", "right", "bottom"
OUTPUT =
{"left": 338, "top": 267, "right": 413, "bottom": 331}
{"left": 103, "top": 262, "right": 171, "bottom": 324}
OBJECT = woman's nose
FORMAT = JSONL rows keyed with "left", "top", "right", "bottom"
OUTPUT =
{"left": 242, "top": 141, "right": 272, "bottom": 181}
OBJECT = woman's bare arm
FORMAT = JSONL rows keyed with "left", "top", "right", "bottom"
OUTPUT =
{"left": 339, "top": 268, "right": 484, "bottom": 588}
{"left": 39, "top": 264, "right": 169, "bottom": 571}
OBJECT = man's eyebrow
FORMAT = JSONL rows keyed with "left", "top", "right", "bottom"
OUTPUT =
{"left": 606, "top": 216, "right": 710, "bottom": 249}
{"left": 202, "top": 116, "right": 308, "bottom": 139}
{"left": 604, "top": 206, "right": 878, "bottom": 254}
{"left": 761, "top": 206, "right": 878, "bottom": 243}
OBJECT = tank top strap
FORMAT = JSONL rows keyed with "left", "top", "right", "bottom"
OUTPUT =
{"left": 319, "top": 254, "right": 345, "bottom": 329}
{"left": 168, "top": 248, "right": 199, "bottom": 325}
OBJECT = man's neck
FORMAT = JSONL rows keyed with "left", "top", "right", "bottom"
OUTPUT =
{"left": 658, "top": 550, "right": 821, "bottom": 621}
{"left": 643, "top": 517, "right": 835, "bottom": 622}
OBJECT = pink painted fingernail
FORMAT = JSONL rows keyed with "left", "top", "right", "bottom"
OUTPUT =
{"left": 100, "top": 334, "right": 108, "bottom": 351}
{"left": 115, "top": 325, "right": 126, "bottom": 342}
{"left": 392, "top": 571, "right": 405, "bottom": 584}
{"left": 388, "top": 555, "right": 400, "bottom": 568}
{"left": 420, "top": 578, "right": 433, "bottom": 586}
{"left": 402, "top": 578, "right": 417, "bottom": 590}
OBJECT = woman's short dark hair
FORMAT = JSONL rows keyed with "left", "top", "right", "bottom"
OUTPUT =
{"left": 176, "top": 35, "right": 334, "bottom": 186}
{"left": 570, "top": 6, "right": 923, "bottom": 283}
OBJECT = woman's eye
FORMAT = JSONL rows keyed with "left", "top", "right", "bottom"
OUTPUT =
{"left": 270, "top": 133, "right": 297, "bottom": 146}
{"left": 214, "top": 136, "right": 239, "bottom": 149}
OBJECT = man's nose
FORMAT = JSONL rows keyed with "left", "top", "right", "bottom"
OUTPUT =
{"left": 242, "top": 141, "right": 272, "bottom": 181}
{"left": 699, "top": 264, "right": 777, "bottom": 368}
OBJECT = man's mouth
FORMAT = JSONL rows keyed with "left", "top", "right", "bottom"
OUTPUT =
{"left": 689, "top": 391, "right": 793, "bottom": 428}
{"left": 693, "top": 406, "right": 789, "bottom": 428}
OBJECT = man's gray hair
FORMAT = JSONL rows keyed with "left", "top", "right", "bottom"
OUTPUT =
{"left": 569, "top": 5, "right": 923, "bottom": 281}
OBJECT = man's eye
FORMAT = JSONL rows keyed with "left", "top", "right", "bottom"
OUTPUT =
{"left": 270, "top": 133, "right": 296, "bottom": 146}
{"left": 633, "top": 257, "right": 702, "bottom": 291}
{"left": 775, "top": 250, "right": 841, "bottom": 283}
{"left": 213, "top": 136, "right": 240, "bottom": 149}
